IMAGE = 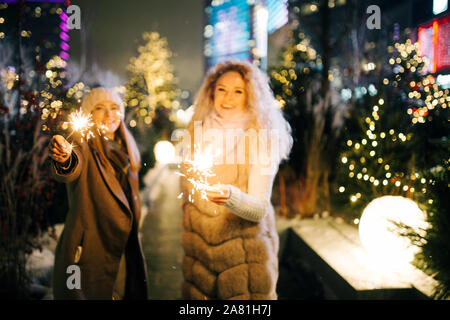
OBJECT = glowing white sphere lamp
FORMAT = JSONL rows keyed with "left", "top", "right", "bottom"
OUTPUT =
{"left": 154, "top": 140, "right": 175, "bottom": 164}
{"left": 359, "top": 196, "right": 428, "bottom": 266}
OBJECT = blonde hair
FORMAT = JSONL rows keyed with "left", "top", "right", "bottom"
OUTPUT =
{"left": 188, "top": 60, "right": 293, "bottom": 161}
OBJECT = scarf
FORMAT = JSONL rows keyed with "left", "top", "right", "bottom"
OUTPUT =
{"left": 101, "top": 137, "right": 132, "bottom": 206}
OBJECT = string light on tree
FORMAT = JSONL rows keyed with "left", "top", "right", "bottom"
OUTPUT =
{"left": 333, "top": 39, "right": 445, "bottom": 221}
{"left": 388, "top": 40, "right": 449, "bottom": 124}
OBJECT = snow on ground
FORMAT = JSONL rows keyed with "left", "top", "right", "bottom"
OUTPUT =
{"left": 26, "top": 224, "right": 64, "bottom": 300}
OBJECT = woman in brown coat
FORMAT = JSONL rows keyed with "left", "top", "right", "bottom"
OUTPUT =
{"left": 179, "top": 60, "right": 292, "bottom": 300}
{"left": 48, "top": 88, "right": 147, "bottom": 300}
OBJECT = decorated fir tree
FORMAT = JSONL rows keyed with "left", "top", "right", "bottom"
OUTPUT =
{"left": 125, "top": 32, "right": 180, "bottom": 181}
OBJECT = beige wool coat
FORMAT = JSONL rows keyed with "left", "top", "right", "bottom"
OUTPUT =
{"left": 180, "top": 138, "right": 279, "bottom": 300}
{"left": 50, "top": 124, "right": 148, "bottom": 300}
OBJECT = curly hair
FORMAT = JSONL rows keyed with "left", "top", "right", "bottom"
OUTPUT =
{"left": 187, "top": 59, "right": 293, "bottom": 162}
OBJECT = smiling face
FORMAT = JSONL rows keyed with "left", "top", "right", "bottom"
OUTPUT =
{"left": 91, "top": 100, "right": 122, "bottom": 138}
{"left": 213, "top": 71, "right": 247, "bottom": 119}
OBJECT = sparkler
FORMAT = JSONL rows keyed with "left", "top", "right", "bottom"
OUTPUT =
{"left": 65, "top": 109, "right": 95, "bottom": 143}
{"left": 177, "top": 145, "right": 224, "bottom": 203}
{"left": 64, "top": 109, "right": 111, "bottom": 144}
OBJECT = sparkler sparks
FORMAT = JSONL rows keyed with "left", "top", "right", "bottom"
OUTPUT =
{"left": 64, "top": 109, "right": 110, "bottom": 143}
{"left": 177, "top": 146, "right": 223, "bottom": 203}
{"left": 65, "top": 109, "right": 95, "bottom": 143}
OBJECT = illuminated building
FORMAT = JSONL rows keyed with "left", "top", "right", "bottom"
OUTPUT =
{"left": 417, "top": 1, "right": 449, "bottom": 87}
{"left": 0, "top": 1, "right": 70, "bottom": 79}
{"left": 203, "top": 0, "right": 288, "bottom": 70}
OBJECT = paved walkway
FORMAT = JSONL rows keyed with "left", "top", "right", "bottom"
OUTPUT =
{"left": 140, "top": 164, "right": 184, "bottom": 300}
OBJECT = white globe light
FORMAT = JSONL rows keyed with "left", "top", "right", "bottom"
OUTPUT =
{"left": 359, "top": 196, "right": 428, "bottom": 265}
{"left": 154, "top": 140, "right": 175, "bottom": 164}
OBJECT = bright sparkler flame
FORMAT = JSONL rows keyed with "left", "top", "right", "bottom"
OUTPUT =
{"left": 66, "top": 109, "right": 95, "bottom": 143}
{"left": 177, "top": 146, "right": 220, "bottom": 203}
{"left": 71, "top": 111, "right": 91, "bottom": 131}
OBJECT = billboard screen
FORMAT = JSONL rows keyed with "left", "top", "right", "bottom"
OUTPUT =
{"left": 418, "top": 15, "right": 450, "bottom": 73}
{"left": 204, "top": 0, "right": 288, "bottom": 69}
{"left": 205, "top": 0, "right": 251, "bottom": 68}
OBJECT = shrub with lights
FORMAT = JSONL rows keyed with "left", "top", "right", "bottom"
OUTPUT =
{"left": 332, "top": 39, "right": 449, "bottom": 223}
{"left": 269, "top": 29, "right": 341, "bottom": 218}
{"left": 0, "top": 1, "right": 74, "bottom": 298}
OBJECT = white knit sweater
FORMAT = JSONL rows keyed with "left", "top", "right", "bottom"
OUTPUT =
{"left": 204, "top": 110, "right": 278, "bottom": 222}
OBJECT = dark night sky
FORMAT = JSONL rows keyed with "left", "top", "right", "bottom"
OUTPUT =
{"left": 69, "top": 0, "right": 205, "bottom": 97}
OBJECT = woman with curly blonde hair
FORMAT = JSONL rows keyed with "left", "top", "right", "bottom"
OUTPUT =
{"left": 179, "top": 60, "right": 292, "bottom": 300}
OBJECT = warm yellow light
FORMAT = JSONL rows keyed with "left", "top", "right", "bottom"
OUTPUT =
{"left": 359, "top": 196, "right": 428, "bottom": 265}
{"left": 154, "top": 140, "right": 175, "bottom": 164}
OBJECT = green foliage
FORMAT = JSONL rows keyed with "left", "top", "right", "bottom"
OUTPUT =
{"left": 400, "top": 161, "right": 450, "bottom": 299}
{"left": 417, "top": 162, "right": 450, "bottom": 299}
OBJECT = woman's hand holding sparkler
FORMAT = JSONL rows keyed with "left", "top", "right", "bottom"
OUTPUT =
{"left": 49, "top": 135, "right": 72, "bottom": 164}
{"left": 205, "top": 184, "right": 231, "bottom": 205}
{"left": 48, "top": 108, "right": 96, "bottom": 165}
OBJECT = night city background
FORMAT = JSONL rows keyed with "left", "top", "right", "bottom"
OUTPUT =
{"left": 0, "top": 0, "right": 449, "bottom": 303}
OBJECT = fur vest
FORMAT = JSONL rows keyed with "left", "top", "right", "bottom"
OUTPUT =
{"left": 180, "top": 127, "right": 279, "bottom": 300}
